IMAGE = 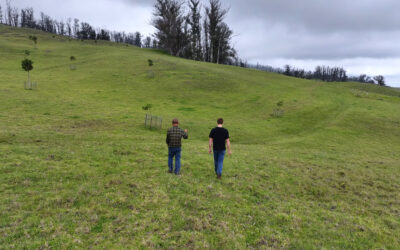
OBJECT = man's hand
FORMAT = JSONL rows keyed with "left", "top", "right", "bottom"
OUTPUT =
{"left": 226, "top": 139, "right": 232, "bottom": 156}
{"left": 184, "top": 129, "right": 188, "bottom": 133}
{"left": 209, "top": 149, "right": 212, "bottom": 154}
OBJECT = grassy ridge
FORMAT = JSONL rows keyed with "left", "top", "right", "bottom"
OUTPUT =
{"left": 1, "top": 24, "right": 400, "bottom": 248}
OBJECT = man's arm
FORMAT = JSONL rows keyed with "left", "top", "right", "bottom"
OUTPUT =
{"left": 209, "top": 138, "right": 213, "bottom": 154}
{"left": 226, "top": 138, "right": 232, "bottom": 155}
{"left": 182, "top": 129, "right": 188, "bottom": 139}
{"left": 166, "top": 131, "right": 170, "bottom": 145}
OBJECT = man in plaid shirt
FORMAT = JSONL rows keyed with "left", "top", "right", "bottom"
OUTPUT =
{"left": 166, "top": 118, "right": 188, "bottom": 175}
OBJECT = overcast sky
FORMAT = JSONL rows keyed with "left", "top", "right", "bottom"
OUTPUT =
{"left": 4, "top": 0, "right": 400, "bottom": 86}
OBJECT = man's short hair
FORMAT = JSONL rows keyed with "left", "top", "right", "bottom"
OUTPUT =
{"left": 172, "top": 118, "right": 179, "bottom": 124}
{"left": 217, "top": 118, "right": 224, "bottom": 125}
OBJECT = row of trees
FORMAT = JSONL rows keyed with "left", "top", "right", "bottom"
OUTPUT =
{"left": 346, "top": 74, "right": 385, "bottom": 86}
{"left": 249, "top": 63, "right": 386, "bottom": 86}
{"left": 0, "top": 1, "right": 156, "bottom": 48}
{"left": 152, "top": 0, "right": 237, "bottom": 65}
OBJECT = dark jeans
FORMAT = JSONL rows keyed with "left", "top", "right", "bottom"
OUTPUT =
{"left": 168, "top": 147, "right": 181, "bottom": 174}
{"left": 213, "top": 150, "right": 226, "bottom": 176}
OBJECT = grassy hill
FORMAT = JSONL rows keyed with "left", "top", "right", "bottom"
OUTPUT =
{"left": 1, "top": 24, "right": 400, "bottom": 248}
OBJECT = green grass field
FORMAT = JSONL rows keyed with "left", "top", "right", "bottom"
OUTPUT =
{"left": 1, "top": 24, "right": 400, "bottom": 249}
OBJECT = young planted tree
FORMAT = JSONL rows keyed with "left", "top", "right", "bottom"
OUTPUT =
{"left": 29, "top": 35, "right": 38, "bottom": 48}
{"left": 70, "top": 56, "right": 77, "bottom": 70}
{"left": 21, "top": 59, "right": 34, "bottom": 85}
{"left": 142, "top": 104, "right": 153, "bottom": 113}
{"left": 271, "top": 101, "right": 285, "bottom": 118}
{"left": 147, "top": 59, "right": 155, "bottom": 78}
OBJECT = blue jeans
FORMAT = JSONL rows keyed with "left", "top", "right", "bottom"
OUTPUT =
{"left": 213, "top": 150, "right": 226, "bottom": 176}
{"left": 168, "top": 147, "right": 181, "bottom": 174}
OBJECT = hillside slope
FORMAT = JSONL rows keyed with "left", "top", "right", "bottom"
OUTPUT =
{"left": 1, "top": 24, "right": 400, "bottom": 248}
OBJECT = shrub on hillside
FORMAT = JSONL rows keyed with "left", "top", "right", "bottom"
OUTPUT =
{"left": 21, "top": 59, "right": 36, "bottom": 90}
{"left": 29, "top": 35, "right": 38, "bottom": 48}
{"left": 21, "top": 59, "right": 33, "bottom": 81}
{"left": 271, "top": 101, "right": 285, "bottom": 118}
{"left": 142, "top": 104, "right": 153, "bottom": 113}
{"left": 70, "top": 56, "right": 77, "bottom": 70}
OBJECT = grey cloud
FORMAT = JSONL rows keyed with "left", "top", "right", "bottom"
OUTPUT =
{"left": 215, "top": 0, "right": 400, "bottom": 78}
{"left": 241, "top": 28, "right": 400, "bottom": 60}
{"left": 118, "top": 0, "right": 154, "bottom": 6}
{"left": 224, "top": 0, "right": 400, "bottom": 33}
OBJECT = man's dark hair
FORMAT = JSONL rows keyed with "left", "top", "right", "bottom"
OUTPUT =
{"left": 217, "top": 118, "right": 224, "bottom": 125}
{"left": 172, "top": 118, "right": 179, "bottom": 124}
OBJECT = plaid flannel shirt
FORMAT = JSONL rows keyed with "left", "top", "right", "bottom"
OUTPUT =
{"left": 166, "top": 126, "right": 188, "bottom": 148}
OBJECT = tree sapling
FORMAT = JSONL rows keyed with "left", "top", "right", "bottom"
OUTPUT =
{"left": 142, "top": 104, "right": 153, "bottom": 114}
{"left": 271, "top": 101, "right": 285, "bottom": 118}
{"left": 147, "top": 59, "right": 155, "bottom": 78}
{"left": 21, "top": 59, "right": 34, "bottom": 83}
{"left": 70, "top": 56, "right": 77, "bottom": 70}
{"left": 29, "top": 35, "right": 38, "bottom": 48}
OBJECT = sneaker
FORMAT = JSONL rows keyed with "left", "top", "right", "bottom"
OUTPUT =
{"left": 168, "top": 170, "right": 173, "bottom": 174}
{"left": 175, "top": 172, "right": 181, "bottom": 176}
{"left": 217, "top": 175, "right": 222, "bottom": 179}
